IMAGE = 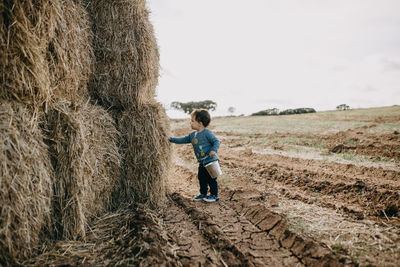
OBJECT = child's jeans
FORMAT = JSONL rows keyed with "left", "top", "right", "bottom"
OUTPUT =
{"left": 198, "top": 164, "right": 218, "bottom": 196}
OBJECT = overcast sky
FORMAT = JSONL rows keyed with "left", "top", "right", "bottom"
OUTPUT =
{"left": 147, "top": 0, "right": 400, "bottom": 118}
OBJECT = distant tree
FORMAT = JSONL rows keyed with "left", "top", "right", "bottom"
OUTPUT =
{"left": 171, "top": 100, "right": 217, "bottom": 114}
{"left": 228, "top": 106, "right": 236, "bottom": 115}
{"left": 336, "top": 104, "right": 350, "bottom": 110}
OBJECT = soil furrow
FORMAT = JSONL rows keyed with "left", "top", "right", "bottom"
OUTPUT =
{"left": 220, "top": 149, "right": 400, "bottom": 223}
{"left": 216, "top": 126, "right": 400, "bottom": 161}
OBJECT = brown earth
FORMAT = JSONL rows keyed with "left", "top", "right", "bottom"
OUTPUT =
{"left": 27, "top": 115, "right": 400, "bottom": 266}
{"left": 163, "top": 118, "right": 400, "bottom": 266}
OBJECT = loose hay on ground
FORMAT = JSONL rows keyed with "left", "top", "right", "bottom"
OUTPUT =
{"left": 44, "top": 101, "right": 121, "bottom": 240}
{"left": 85, "top": 0, "right": 160, "bottom": 109}
{"left": 0, "top": 100, "right": 53, "bottom": 265}
{"left": 117, "top": 101, "right": 170, "bottom": 208}
{"left": 24, "top": 204, "right": 178, "bottom": 266}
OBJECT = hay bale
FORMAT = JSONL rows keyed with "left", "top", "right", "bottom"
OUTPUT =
{"left": 47, "top": 0, "right": 93, "bottom": 105}
{"left": 44, "top": 102, "right": 121, "bottom": 240}
{"left": 0, "top": 100, "right": 53, "bottom": 265}
{"left": 117, "top": 101, "right": 171, "bottom": 208}
{"left": 0, "top": 0, "right": 93, "bottom": 108}
{"left": 0, "top": 0, "right": 59, "bottom": 107}
{"left": 85, "top": 0, "right": 160, "bottom": 109}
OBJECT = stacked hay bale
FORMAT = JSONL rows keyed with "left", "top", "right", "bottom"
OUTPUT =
{"left": 0, "top": 101, "right": 53, "bottom": 265}
{"left": 42, "top": 0, "right": 121, "bottom": 240}
{"left": 1, "top": 0, "right": 121, "bottom": 263}
{"left": 0, "top": 1, "right": 58, "bottom": 264}
{"left": 46, "top": 0, "right": 93, "bottom": 106}
{"left": 118, "top": 102, "right": 170, "bottom": 206}
{"left": 44, "top": 0, "right": 120, "bottom": 239}
{"left": 0, "top": 0, "right": 58, "bottom": 108}
{"left": 1, "top": 0, "right": 168, "bottom": 263}
{"left": 85, "top": 0, "right": 159, "bottom": 109}
{"left": 85, "top": 0, "right": 170, "bottom": 208}
{"left": 44, "top": 102, "right": 121, "bottom": 240}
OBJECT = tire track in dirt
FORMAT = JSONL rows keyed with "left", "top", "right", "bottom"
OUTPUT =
{"left": 171, "top": 165, "right": 353, "bottom": 266}
{"left": 170, "top": 191, "right": 306, "bottom": 266}
{"left": 160, "top": 198, "right": 225, "bottom": 266}
{"left": 168, "top": 166, "right": 301, "bottom": 266}
{"left": 169, "top": 193, "right": 261, "bottom": 266}
{"left": 225, "top": 192, "right": 351, "bottom": 267}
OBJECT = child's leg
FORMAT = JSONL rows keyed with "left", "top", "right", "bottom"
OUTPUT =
{"left": 202, "top": 165, "right": 218, "bottom": 196}
{"left": 208, "top": 176, "right": 218, "bottom": 196}
{"left": 198, "top": 165, "right": 209, "bottom": 195}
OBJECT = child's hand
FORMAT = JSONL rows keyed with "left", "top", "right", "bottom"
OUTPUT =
{"left": 209, "top": 151, "right": 216, "bottom": 157}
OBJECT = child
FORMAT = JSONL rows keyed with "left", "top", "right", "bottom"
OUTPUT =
{"left": 169, "top": 109, "right": 220, "bottom": 202}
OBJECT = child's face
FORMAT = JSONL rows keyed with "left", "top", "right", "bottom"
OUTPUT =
{"left": 190, "top": 115, "right": 203, "bottom": 131}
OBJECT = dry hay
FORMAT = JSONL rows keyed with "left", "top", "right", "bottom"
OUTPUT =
{"left": 85, "top": 0, "right": 160, "bottom": 109}
{"left": 24, "top": 204, "right": 179, "bottom": 266}
{"left": 0, "top": 0, "right": 93, "bottom": 109}
{"left": 43, "top": 101, "right": 121, "bottom": 240}
{"left": 0, "top": 100, "right": 53, "bottom": 265}
{"left": 46, "top": 0, "right": 93, "bottom": 105}
{"left": 117, "top": 101, "right": 171, "bottom": 208}
{"left": 0, "top": 0, "right": 58, "bottom": 108}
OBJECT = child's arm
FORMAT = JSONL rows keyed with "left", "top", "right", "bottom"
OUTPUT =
{"left": 169, "top": 134, "right": 192, "bottom": 144}
{"left": 206, "top": 131, "right": 220, "bottom": 155}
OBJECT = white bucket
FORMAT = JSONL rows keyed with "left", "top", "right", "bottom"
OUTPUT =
{"left": 205, "top": 161, "right": 222, "bottom": 178}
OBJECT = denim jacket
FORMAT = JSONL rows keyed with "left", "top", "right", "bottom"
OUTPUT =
{"left": 169, "top": 129, "right": 220, "bottom": 165}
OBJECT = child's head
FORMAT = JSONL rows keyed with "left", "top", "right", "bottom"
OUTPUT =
{"left": 190, "top": 109, "right": 211, "bottom": 129}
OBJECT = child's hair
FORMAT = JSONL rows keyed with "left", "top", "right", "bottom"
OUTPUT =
{"left": 191, "top": 109, "right": 211, "bottom": 127}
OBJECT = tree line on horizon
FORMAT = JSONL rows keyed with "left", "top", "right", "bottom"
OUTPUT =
{"left": 251, "top": 107, "right": 316, "bottom": 116}
{"left": 170, "top": 100, "right": 351, "bottom": 116}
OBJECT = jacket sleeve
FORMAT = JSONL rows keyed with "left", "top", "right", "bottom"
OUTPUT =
{"left": 206, "top": 130, "right": 220, "bottom": 152}
{"left": 169, "top": 134, "right": 192, "bottom": 144}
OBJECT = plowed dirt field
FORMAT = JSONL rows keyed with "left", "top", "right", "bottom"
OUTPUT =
{"left": 162, "top": 106, "right": 400, "bottom": 266}
{"left": 28, "top": 106, "right": 399, "bottom": 266}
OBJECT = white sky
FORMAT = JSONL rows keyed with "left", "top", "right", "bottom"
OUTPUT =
{"left": 147, "top": 0, "right": 400, "bottom": 118}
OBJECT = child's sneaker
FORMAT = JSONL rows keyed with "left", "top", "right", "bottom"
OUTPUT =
{"left": 204, "top": 195, "right": 219, "bottom": 202}
{"left": 193, "top": 194, "right": 207, "bottom": 201}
